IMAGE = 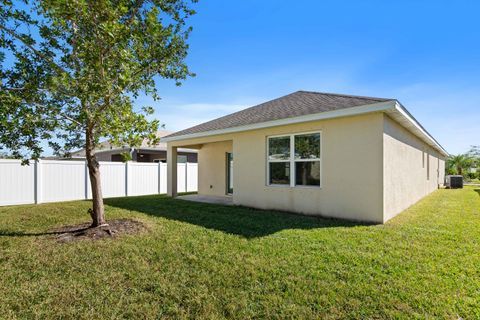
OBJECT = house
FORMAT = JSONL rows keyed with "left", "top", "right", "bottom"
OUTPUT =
{"left": 163, "top": 91, "right": 448, "bottom": 223}
{"left": 70, "top": 130, "right": 197, "bottom": 163}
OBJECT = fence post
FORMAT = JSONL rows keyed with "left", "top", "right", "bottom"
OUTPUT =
{"left": 125, "top": 161, "right": 130, "bottom": 196}
{"left": 185, "top": 162, "right": 189, "bottom": 192}
{"left": 34, "top": 159, "right": 42, "bottom": 204}
{"left": 84, "top": 161, "right": 89, "bottom": 199}
{"left": 158, "top": 162, "right": 161, "bottom": 194}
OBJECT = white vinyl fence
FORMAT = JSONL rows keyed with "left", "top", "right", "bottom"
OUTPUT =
{"left": 0, "top": 159, "right": 197, "bottom": 206}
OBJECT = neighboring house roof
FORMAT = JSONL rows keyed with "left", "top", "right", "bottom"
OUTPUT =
{"left": 71, "top": 130, "right": 197, "bottom": 158}
{"left": 163, "top": 90, "right": 448, "bottom": 157}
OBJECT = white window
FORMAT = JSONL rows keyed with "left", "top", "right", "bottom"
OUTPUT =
{"left": 267, "top": 132, "right": 321, "bottom": 187}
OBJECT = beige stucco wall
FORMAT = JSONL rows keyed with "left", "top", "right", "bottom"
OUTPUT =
{"left": 197, "top": 140, "right": 232, "bottom": 196}
{"left": 170, "top": 113, "right": 385, "bottom": 223}
{"left": 169, "top": 112, "right": 446, "bottom": 223}
{"left": 383, "top": 115, "right": 445, "bottom": 222}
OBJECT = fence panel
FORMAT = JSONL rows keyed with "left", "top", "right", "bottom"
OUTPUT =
{"left": 98, "top": 162, "right": 126, "bottom": 198}
{"left": 0, "top": 160, "right": 198, "bottom": 206}
{"left": 41, "top": 160, "right": 86, "bottom": 203}
{"left": 186, "top": 163, "right": 198, "bottom": 192}
{"left": 0, "top": 160, "right": 36, "bottom": 206}
{"left": 177, "top": 163, "right": 187, "bottom": 193}
{"left": 159, "top": 163, "right": 167, "bottom": 194}
{"left": 129, "top": 162, "right": 159, "bottom": 196}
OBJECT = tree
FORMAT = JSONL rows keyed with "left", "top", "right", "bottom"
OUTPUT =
{"left": 0, "top": 151, "right": 16, "bottom": 159}
{"left": 0, "top": 0, "right": 196, "bottom": 227}
{"left": 446, "top": 154, "right": 472, "bottom": 177}
{"left": 468, "top": 146, "right": 479, "bottom": 167}
{"left": 468, "top": 145, "right": 480, "bottom": 158}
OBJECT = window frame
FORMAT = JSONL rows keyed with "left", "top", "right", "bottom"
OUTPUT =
{"left": 266, "top": 131, "right": 322, "bottom": 188}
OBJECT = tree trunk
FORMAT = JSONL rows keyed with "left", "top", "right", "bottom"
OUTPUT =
{"left": 85, "top": 128, "right": 106, "bottom": 227}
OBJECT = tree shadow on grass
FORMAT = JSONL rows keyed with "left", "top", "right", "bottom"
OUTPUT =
{"left": 104, "top": 195, "right": 372, "bottom": 238}
{"left": 0, "top": 227, "right": 88, "bottom": 238}
{"left": 475, "top": 189, "right": 480, "bottom": 196}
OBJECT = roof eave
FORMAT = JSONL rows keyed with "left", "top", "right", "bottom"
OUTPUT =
{"left": 162, "top": 100, "right": 397, "bottom": 142}
{"left": 388, "top": 102, "right": 449, "bottom": 157}
{"left": 163, "top": 100, "right": 448, "bottom": 157}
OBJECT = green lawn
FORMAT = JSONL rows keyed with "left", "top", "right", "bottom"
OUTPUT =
{"left": 1, "top": 187, "right": 479, "bottom": 319}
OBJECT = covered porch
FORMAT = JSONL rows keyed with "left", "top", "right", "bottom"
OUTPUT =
{"left": 167, "top": 139, "right": 233, "bottom": 199}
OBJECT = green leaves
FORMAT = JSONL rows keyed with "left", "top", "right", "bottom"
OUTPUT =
{"left": 1, "top": 0, "right": 196, "bottom": 159}
{"left": 446, "top": 154, "right": 473, "bottom": 176}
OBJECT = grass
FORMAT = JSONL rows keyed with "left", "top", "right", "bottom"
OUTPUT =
{"left": 0, "top": 188, "right": 479, "bottom": 319}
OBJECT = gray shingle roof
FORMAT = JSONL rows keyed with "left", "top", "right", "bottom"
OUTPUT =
{"left": 165, "top": 91, "right": 394, "bottom": 138}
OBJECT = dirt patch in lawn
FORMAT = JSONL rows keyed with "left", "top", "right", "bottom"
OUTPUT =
{"left": 51, "top": 218, "right": 146, "bottom": 243}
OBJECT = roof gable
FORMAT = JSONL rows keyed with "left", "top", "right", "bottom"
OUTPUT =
{"left": 164, "top": 91, "right": 393, "bottom": 139}
{"left": 163, "top": 90, "right": 448, "bottom": 157}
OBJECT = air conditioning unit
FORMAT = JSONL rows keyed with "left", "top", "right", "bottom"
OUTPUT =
{"left": 445, "top": 175, "right": 463, "bottom": 189}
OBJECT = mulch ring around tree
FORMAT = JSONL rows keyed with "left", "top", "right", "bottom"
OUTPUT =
{"left": 51, "top": 219, "right": 146, "bottom": 243}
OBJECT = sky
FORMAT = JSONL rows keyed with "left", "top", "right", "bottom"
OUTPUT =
{"left": 145, "top": 0, "right": 479, "bottom": 155}
{"left": 4, "top": 0, "right": 479, "bottom": 155}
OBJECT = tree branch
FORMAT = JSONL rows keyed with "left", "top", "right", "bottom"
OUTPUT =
{"left": 1, "top": 86, "right": 48, "bottom": 92}
{"left": 1, "top": 87, "right": 27, "bottom": 91}
{"left": 125, "top": 0, "right": 145, "bottom": 26}
{"left": 28, "top": 102, "right": 83, "bottom": 127}
{"left": 0, "top": 24, "right": 69, "bottom": 75}
{"left": 102, "top": 0, "right": 145, "bottom": 59}
{"left": 57, "top": 113, "right": 83, "bottom": 127}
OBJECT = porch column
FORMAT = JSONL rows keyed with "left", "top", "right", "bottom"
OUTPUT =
{"left": 167, "top": 145, "right": 178, "bottom": 197}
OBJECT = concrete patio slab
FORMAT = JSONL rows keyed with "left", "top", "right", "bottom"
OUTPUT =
{"left": 176, "top": 194, "right": 233, "bottom": 206}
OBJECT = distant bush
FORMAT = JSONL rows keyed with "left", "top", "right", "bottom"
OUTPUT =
{"left": 466, "top": 172, "right": 477, "bottom": 180}
{"left": 120, "top": 152, "right": 132, "bottom": 162}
